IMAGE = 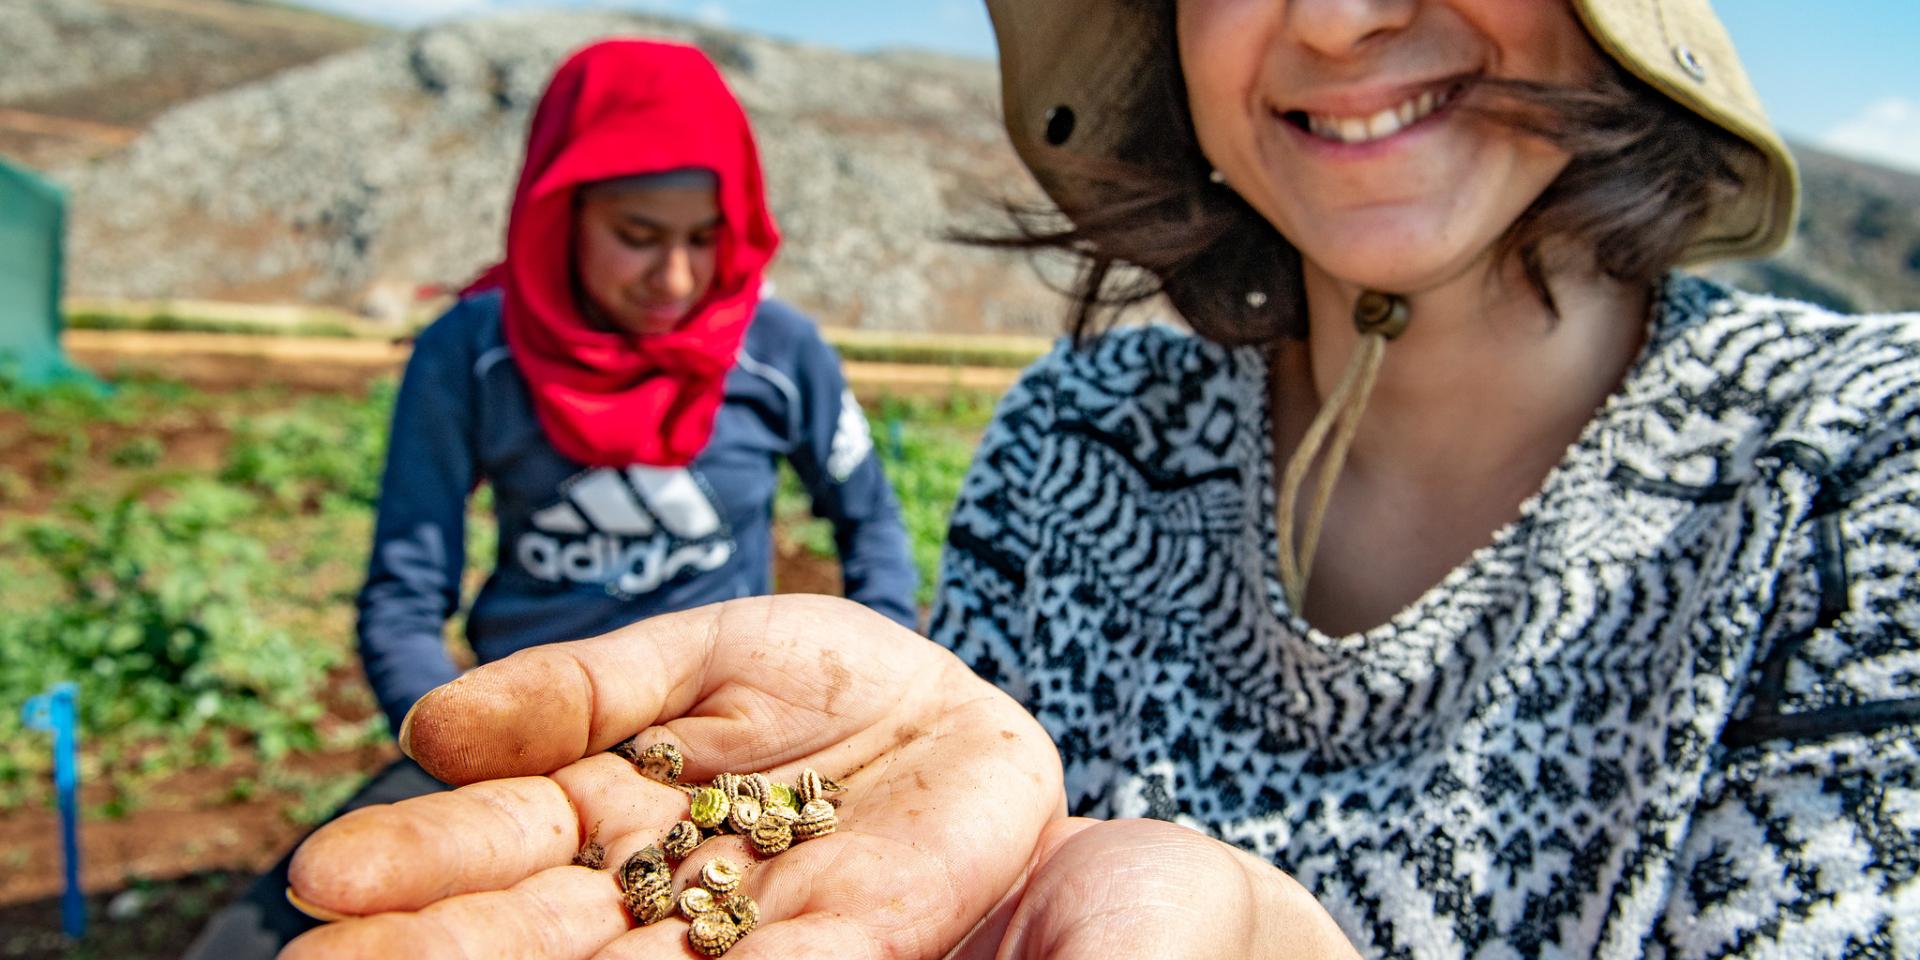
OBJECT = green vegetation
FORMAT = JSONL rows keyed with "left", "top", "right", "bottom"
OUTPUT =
{"left": 0, "top": 368, "right": 994, "bottom": 811}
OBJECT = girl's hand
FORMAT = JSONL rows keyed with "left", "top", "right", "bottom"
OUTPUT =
{"left": 280, "top": 595, "right": 1064, "bottom": 958}
{"left": 956, "top": 818, "right": 1362, "bottom": 960}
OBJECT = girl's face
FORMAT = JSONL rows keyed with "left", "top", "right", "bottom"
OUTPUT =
{"left": 574, "top": 184, "right": 722, "bottom": 336}
{"left": 1177, "top": 0, "right": 1603, "bottom": 295}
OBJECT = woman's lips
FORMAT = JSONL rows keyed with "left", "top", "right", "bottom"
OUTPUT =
{"left": 1276, "top": 77, "right": 1473, "bottom": 146}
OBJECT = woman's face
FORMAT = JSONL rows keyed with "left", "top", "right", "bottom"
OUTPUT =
{"left": 574, "top": 183, "right": 722, "bottom": 336}
{"left": 1177, "top": 0, "right": 1603, "bottom": 295}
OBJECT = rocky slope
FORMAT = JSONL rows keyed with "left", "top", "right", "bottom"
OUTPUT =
{"left": 7, "top": 1, "right": 1916, "bottom": 334}
{"left": 40, "top": 10, "right": 1062, "bottom": 333}
{"left": 0, "top": 0, "right": 378, "bottom": 166}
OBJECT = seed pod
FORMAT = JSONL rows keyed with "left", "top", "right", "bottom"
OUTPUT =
{"left": 700, "top": 856, "right": 743, "bottom": 896}
{"left": 572, "top": 838, "right": 606, "bottom": 870}
{"left": 711, "top": 772, "right": 742, "bottom": 798}
{"left": 678, "top": 886, "right": 719, "bottom": 918}
{"left": 748, "top": 813, "right": 791, "bottom": 856}
{"left": 636, "top": 742, "right": 685, "bottom": 783}
{"left": 610, "top": 735, "right": 645, "bottom": 764}
{"left": 625, "top": 884, "right": 674, "bottom": 926}
{"left": 796, "top": 768, "right": 841, "bottom": 805}
{"left": 792, "top": 799, "right": 838, "bottom": 841}
{"left": 725, "top": 893, "right": 760, "bottom": 935}
{"left": 768, "top": 782, "right": 800, "bottom": 812}
{"left": 688, "top": 912, "right": 742, "bottom": 956}
{"left": 763, "top": 802, "right": 799, "bottom": 825}
{"left": 617, "top": 846, "right": 670, "bottom": 894}
{"left": 663, "top": 820, "right": 703, "bottom": 860}
{"left": 689, "top": 787, "right": 731, "bottom": 830}
{"left": 726, "top": 795, "right": 762, "bottom": 834}
{"left": 740, "top": 772, "right": 772, "bottom": 806}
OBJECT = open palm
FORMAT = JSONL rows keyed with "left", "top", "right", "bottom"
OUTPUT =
{"left": 280, "top": 595, "right": 1065, "bottom": 959}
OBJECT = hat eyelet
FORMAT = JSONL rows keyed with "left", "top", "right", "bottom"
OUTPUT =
{"left": 1043, "top": 105, "right": 1077, "bottom": 146}
{"left": 1673, "top": 45, "right": 1707, "bottom": 82}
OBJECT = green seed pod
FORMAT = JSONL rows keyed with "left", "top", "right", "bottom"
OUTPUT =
{"left": 689, "top": 787, "right": 731, "bottom": 830}
{"left": 768, "top": 782, "right": 800, "bottom": 812}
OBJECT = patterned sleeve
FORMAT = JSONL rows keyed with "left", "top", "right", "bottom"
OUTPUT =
{"left": 927, "top": 353, "right": 1059, "bottom": 710}
{"left": 1651, "top": 321, "right": 1920, "bottom": 958}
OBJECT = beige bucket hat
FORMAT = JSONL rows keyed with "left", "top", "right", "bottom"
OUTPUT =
{"left": 985, "top": 0, "right": 1800, "bottom": 265}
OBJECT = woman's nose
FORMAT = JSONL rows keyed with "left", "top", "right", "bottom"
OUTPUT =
{"left": 652, "top": 245, "right": 698, "bottom": 301}
{"left": 1285, "top": 0, "right": 1417, "bottom": 58}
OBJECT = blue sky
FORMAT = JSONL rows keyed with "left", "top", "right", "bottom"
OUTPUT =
{"left": 299, "top": 0, "right": 1920, "bottom": 173}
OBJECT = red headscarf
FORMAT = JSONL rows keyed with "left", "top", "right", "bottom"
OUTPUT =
{"left": 467, "top": 40, "right": 781, "bottom": 467}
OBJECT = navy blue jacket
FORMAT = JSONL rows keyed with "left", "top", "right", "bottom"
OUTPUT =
{"left": 357, "top": 293, "right": 918, "bottom": 734}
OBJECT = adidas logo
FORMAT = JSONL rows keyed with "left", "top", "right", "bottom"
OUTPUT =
{"left": 516, "top": 466, "right": 734, "bottom": 598}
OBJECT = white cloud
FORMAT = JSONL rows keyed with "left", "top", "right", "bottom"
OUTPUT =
{"left": 1819, "top": 97, "right": 1920, "bottom": 175}
{"left": 692, "top": 2, "right": 729, "bottom": 26}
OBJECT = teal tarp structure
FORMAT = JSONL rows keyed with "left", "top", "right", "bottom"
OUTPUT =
{"left": 0, "top": 159, "right": 82, "bottom": 385}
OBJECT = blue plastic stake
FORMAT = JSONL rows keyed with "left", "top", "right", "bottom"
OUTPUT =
{"left": 887, "top": 419, "right": 905, "bottom": 461}
{"left": 22, "top": 682, "right": 85, "bottom": 939}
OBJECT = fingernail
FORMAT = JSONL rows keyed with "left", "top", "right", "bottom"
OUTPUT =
{"left": 397, "top": 699, "right": 423, "bottom": 759}
{"left": 285, "top": 886, "right": 353, "bottom": 923}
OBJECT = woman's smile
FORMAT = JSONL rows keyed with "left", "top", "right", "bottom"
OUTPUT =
{"left": 1180, "top": 0, "right": 1602, "bottom": 294}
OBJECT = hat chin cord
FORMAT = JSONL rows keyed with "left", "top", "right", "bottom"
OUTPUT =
{"left": 1275, "top": 290, "right": 1411, "bottom": 618}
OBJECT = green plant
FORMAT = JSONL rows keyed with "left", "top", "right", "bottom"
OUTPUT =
{"left": 109, "top": 436, "right": 167, "bottom": 468}
{"left": 221, "top": 380, "right": 395, "bottom": 512}
{"left": 0, "top": 479, "right": 333, "bottom": 805}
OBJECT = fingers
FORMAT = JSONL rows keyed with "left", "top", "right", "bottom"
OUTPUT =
{"left": 290, "top": 753, "right": 692, "bottom": 918}
{"left": 403, "top": 596, "right": 934, "bottom": 785}
{"left": 287, "top": 777, "right": 580, "bottom": 916}
{"left": 280, "top": 865, "right": 628, "bottom": 960}
{"left": 946, "top": 818, "right": 1099, "bottom": 960}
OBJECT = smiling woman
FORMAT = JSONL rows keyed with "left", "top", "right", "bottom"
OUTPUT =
{"left": 271, "top": 2, "right": 1917, "bottom": 958}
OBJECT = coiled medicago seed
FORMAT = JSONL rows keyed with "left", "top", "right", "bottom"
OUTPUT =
{"left": 678, "top": 886, "right": 719, "bottom": 919}
{"left": 792, "top": 799, "right": 838, "bottom": 842}
{"left": 688, "top": 912, "right": 741, "bottom": 956}
{"left": 768, "top": 781, "right": 800, "bottom": 813}
{"left": 796, "top": 768, "right": 841, "bottom": 806}
{"left": 725, "top": 892, "right": 760, "bottom": 934}
{"left": 740, "top": 772, "right": 772, "bottom": 806}
{"left": 636, "top": 742, "right": 684, "bottom": 783}
{"left": 748, "top": 811, "right": 792, "bottom": 856}
{"left": 726, "top": 795, "right": 763, "bottom": 834}
{"left": 663, "top": 820, "right": 703, "bottom": 861}
{"left": 700, "top": 856, "right": 743, "bottom": 896}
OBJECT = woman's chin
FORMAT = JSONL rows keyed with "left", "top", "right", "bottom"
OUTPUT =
{"left": 1300, "top": 240, "right": 1491, "bottom": 300}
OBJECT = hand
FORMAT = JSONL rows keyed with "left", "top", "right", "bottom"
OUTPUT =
{"left": 279, "top": 595, "right": 1065, "bottom": 958}
{"left": 954, "top": 818, "right": 1362, "bottom": 960}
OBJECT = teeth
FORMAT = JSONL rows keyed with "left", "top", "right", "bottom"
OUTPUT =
{"left": 1304, "top": 87, "right": 1452, "bottom": 144}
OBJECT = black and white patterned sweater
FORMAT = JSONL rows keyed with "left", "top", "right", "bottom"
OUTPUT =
{"left": 931, "top": 276, "right": 1920, "bottom": 958}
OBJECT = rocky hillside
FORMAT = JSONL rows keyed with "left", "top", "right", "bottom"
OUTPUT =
{"left": 5, "top": 0, "right": 1916, "bottom": 334}
{"left": 0, "top": 0, "right": 378, "bottom": 167}
{"left": 1703, "top": 146, "right": 1920, "bottom": 315}
{"left": 36, "top": 9, "right": 1063, "bottom": 334}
